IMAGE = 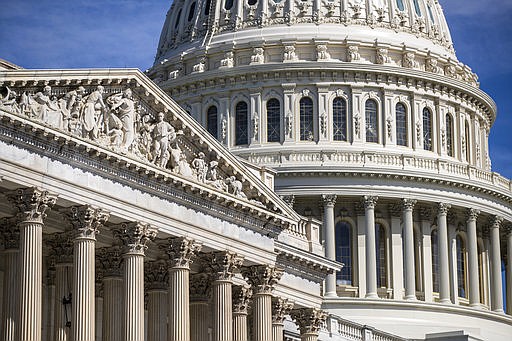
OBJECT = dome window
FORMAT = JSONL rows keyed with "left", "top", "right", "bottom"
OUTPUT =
{"left": 248, "top": 0, "right": 258, "bottom": 5}
{"left": 207, "top": 105, "right": 218, "bottom": 139}
{"left": 365, "top": 99, "right": 379, "bottom": 143}
{"left": 396, "top": 103, "right": 407, "bottom": 146}
{"left": 413, "top": 0, "right": 422, "bottom": 16}
{"left": 224, "top": 0, "right": 234, "bottom": 10}
{"left": 204, "top": 0, "right": 212, "bottom": 15}
{"left": 422, "top": 108, "right": 433, "bottom": 151}
{"left": 235, "top": 101, "right": 249, "bottom": 146}
{"left": 187, "top": 2, "right": 196, "bottom": 22}
{"left": 299, "top": 97, "right": 314, "bottom": 141}
{"left": 266, "top": 99, "right": 281, "bottom": 143}
{"left": 335, "top": 221, "right": 353, "bottom": 285}
{"left": 333, "top": 97, "right": 347, "bottom": 141}
{"left": 428, "top": 5, "right": 435, "bottom": 22}
{"left": 465, "top": 120, "right": 471, "bottom": 162}
{"left": 174, "top": 9, "right": 182, "bottom": 29}
{"left": 456, "top": 235, "right": 467, "bottom": 298}
{"left": 396, "top": 0, "right": 405, "bottom": 11}
{"left": 446, "top": 114, "right": 454, "bottom": 157}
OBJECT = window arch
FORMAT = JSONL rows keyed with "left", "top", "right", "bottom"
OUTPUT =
{"left": 187, "top": 2, "right": 196, "bottom": 22}
{"left": 431, "top": 229, "right": 439, "bottom": 292}
{"left": 423, "top": 108, "right": 433, "bottom": 151}
{"left": 396, "top": 103, "right": 407, "bottom": 146}
{"left": 235, "top": 101, "right": 249, "bottom": 146}
{"left": 396, "top": 0, "right": 405, "bottom": 11}
{"left": 376, "top": 223, "right": 387, "bottom": 287}
{"left": 266, "top": 98, "right": 281, "bottom": 143}
{"left": 224, "top": 0, "right": 234, "bottom": 10}
{"left": 446, "top": 114, "right": 454, "bottom": 157}
{"left": 299, "top": 97, "right": 314, "bottom": 141}
{"left": 174, "top": 9, "right": 182, "bottom": 29}
{"left": 335, "top": 221, "right": 353, "bottom": 285}
{"left": 413, "top": 0, "right": 422, "bottom": 16}
{"left": 365, "top": 99, "right": 378, "bottom": 143}
{"left": 456, "top": 235, "right": 467, "bottom": 298}
{"left": 465, "top": 120, "right": 471, "bottom": 162}
{"left": 427, "top": 5, "right": 435, "bottom": 22}
{"left": 207, "top": 105, "right": 218, "bottom": 139}
{"left": 248, "top": 0, "right": 258, "bottom": 5}
{"left": 204, "top": 0, "right": 212, "bottom": 15}
{"left": 333, "top": 97, "right": 347, "bottom": 141}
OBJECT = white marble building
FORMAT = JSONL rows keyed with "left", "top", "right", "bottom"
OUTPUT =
{"left": 0, "top": 0, "right": 511, "bottom": 341}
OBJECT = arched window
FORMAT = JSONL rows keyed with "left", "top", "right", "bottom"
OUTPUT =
{"left": 396, "top": 0, "right": 405, "bottom": 11}
{"left": 224, "top": 0, "right": 234, "bottom": 10}
{"left": 431, "top": 229, "right": 439, "bottom": 292}
{"left": 446, "top": 114, "right": 454, "bottom": 157}
{"left": 465, "top": 120, "right": 471, "bottom": 162}
{"left": 248, "top": 0, "right": 258, "bottom": 5}
{"left": 207, "top": 105, "right": 218, "bottom": 139}
{"left": 204, "top": 0, "right": 212, "bottom": 15}
{"left": 365, "top": 99, "right": 378, "bottom": 143}
{"left": 174, "top": 9, "right": 182, "bottom": 29}
{"left": 423, "top": 108, "right": 433, "bottom": 151}
{"left": 335, "top": 221, "right": 352, "bottom": 285}
{"left": 396, "top": 103, "right": 407, "bottom": 146}
{"left": 235, "top": 101, "right": 249, "bottom": 146}
{"left": 187, "top": 2, "right": 196, "bottom": 22}
{"left": 299, "top": 97, "right": 314, "bottom": 141}
{"left": 266, "top": 98, "right": 281, "bottom": 143}
{"left": 456, "top": 235, "right": 467, "bottom": 298}
{"left": 333, "top": 97, "right": 347, "bottom": 141}
{"left": 427, "top": 5, "right": 435, "bottom": 22}
{"left": 413, "top": 0, "right": 422, "bottom": 16}
{"left": 376, "top": 223, "right": 387, "bottom": 287}
{"left": 477, "top": 242, "right": 485, "bottom": 304}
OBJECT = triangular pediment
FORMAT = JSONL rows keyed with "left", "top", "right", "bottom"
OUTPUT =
{"left": 0, "top": 68, "right": 301, "bottom": 228}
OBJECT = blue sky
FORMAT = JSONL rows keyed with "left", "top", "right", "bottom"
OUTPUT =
{"left": 0, "top": 0, "right": 510, "bottom": 178}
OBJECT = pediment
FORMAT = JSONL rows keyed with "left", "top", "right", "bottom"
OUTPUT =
{"left": 0, "top": 69, "right": 301, "bottom": 228}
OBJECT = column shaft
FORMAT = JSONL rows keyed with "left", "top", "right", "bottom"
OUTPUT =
{"left": 437, "top": 205, "right": 451, "bottom": 304}
{"left": 490, "top": 224, "right": 504, "bottom": 313}
{"left": 1, "top": 250, "right": 18, "bottom": 341}
{"left": 322, "top": 195, "right": 337, "bottom": 297}
{"left": 102, "top": 277, "right": 123, "bottom": 341}
{"left": 18, "top": 222, "right": 43, "bottom": 341}
{"left": 233, "top": 312, "right": 248, "bottom": 341}
{"left": 403, "top": 202, "right": 416, "bottom": 300}
{"left": 213, "top": 279, "right": 233, "bottom": 341}
{"left": 190, "top": 302, "right": 209, "bottom": 341}
{"left": 300, "top": 334, "right": 317, "bottom": 341}
{"left": 253, "top": 293, "right": 272, "bottom": 341}
{"left": 54, "top": 264, "right": 72, "bottom": 341}
{"left": 124, "top": 254, "right": 144, "bottom": 341}
{"left": 168, "top": 267, "right": 190, "bottom": 341}
{"left": 73, "top": 238, "right": 96, "bottom": 341}
{"left": 272, "top": 323, "right": 284, "bottom": 341}
{"left": 147, "top": 290, "right": 167, "bottom": 341}
{"left": 467, "top": 212, "right": 480, "bottom": 307}
{"left": 364, "top": 199, "right": 378, "bottom": 298}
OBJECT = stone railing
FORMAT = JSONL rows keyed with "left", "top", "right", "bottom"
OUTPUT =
{"left": 321, "top": 315, "right": 409, "bottom": 341}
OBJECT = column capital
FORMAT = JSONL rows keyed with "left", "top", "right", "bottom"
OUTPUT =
{"left": 61, "top": 205, "right": 110, "bottom": 240}
{"left": 503, "top": 223, "right": 512, "bottom": 237}
{"left": 0, "top": 217, "right": 19, "bottom": 250}
{"left": 113, "top": 222, "right": 157, "bottom": 256}
{"left": 190, "top": 273, "right": 211, "bottom": 301}
{"left": 437, "top": 202, "right": 451, "bottom": 216}
{"left": 204, "top": 250, "right": 244, "bottom": 281}
{"left": 321, "top": 194, "right": 337, "bottom": 208}
{"left": 145, "top": 260, "right": 169, "bottom": 291}
{"left": 233, "top": 285, "right": 253, "bottom": 314}
{"left": 45, "top": 231, "right": 74, "bottom": 264}
{"left": 97, "top": 246, "right": 124, "bottom": 277}
{"left": 272, "top": 297, "right": 294, "bottom": 324}
{"left": 466, "top": 208, "right": 480, "bottom": 223}
{"left": 402, "top": 198, "right": 417, "bottom": 211}
{"left": 362, "top": 195, "right": 378, "bottom": 209}
{"left": 242, "top": 265, "right": 283, "bottom": 294}
{"left": 490, "top": 215, "right": 504, "bottom": 229}
{"left": 6, "top": 187, "right": 57, "bottom": 224}
{"left": 354, "top": 201, "right": 365, "bottom": 216}
{"left": 290, "top": 308, "right": 327, "bottom": 335}
{"left": 159, "top": 237, "right": 202, "bottom": 269}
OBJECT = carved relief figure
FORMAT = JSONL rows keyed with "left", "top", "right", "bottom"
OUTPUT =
{"left": 152, "top": 112, "right": 177, "bottom": 168}
{"left": 225, "top": 176, "right": 246, "bottom": 198}
{"left": 316, "top": 45, "right": 330, "bottom": 61}
{"left": 376, "top": 48, "right": 391, "bottom": 64}
{"left": 108, "top": 88, "right": 137, "bottom": 150}
{"left": 192, "top": 152, "right": 208, "bottom": 183}
{"left": 283, "top": 45, "right": 297, "bottom": 62}
{"left": 402, "top": 52, "right": 419, "bottom": 69}
{"left": 251, "top": 48, "right": 265, "bottom": 64}
{"left": 82, "top": 85, "right": 106, "bottom": 140}
{"left": 28, "top": 85, "right": 52, "bottom": 121}
{"left": 347, "top": 46, "right": 360, "bottom": 62}
{"left": 0, "top": 87, "right": 20, "bottom": 113}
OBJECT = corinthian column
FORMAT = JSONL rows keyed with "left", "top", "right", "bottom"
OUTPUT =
{"left": 189, "top": 274, "right": 210, "bottom": 341}
{"left": 145, "top": 260, "right": 169, "bottom": 341}
{"left": 466, "top": 209, "right": 481, "bottom": 307}
{"left": 114, "top": 222, "right": 157, "bottom": 341}
{"left": 243, "top": 265, "right": 283, "bottom": 341}
{"left": 490, "top": 216, "right": 504, "bottom": 313}
{"left": 506, "top": 225, "right": 512, "bottom": 316}
{"left": 232, "top": 286, "right": 252, "bottom": 341}
{"left": 46, "top": 232, "right": 74, "bottom": 341}
{"left": 290, "top": 308, "right": 327, "bottom": 341}
{"left": 6, "top": 187, "right": 57, "bottom": 341}
{"left": 402, "top": 199, "right": 417, "bottom": 300}
{"left": 437, "top": 203, "right": 451, "bottom": 304}
{"left": 97, "top": 247, "right": 123, "bottom": 341}
{"left": 62, "top": 205, "right": 110, "bottom": 341}
{"left": 0, "top": 218, "right": 19, "bottom": 341}
{"left": 363, "top": 196, "right": 379, "bottom": 298}
{"left": 272, "top": 297, "right": 294, "bottom": 341}
{"left": 321, "top": 194, "right": 337, "bottom": 297}
{"left": 159, "top": 237, "right": 202, "bottom": 341}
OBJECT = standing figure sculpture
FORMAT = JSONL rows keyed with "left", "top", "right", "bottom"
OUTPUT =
{"left": 152, "top": 112, "right": 177, "bottom": 168}
{"left": 82, "top": 85, "right": 106, "bottom": 140}
{"left": 108, "top": 88, "right": 137, "bottom": 150}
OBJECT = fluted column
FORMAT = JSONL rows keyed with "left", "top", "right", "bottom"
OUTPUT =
{"left": 321, "top": 194, "right": 337, "bottom": 297}
{"left": 232, "top": 286, "right": 252, "bottom": 341}
{"left": 243, "top": 265, "right": 283, "bottom": 341}
{"left": 272, "top": 298, "right": 293, "bottom": 341}
{"left": 6, "top": 187, "right": 57, "bottom": 341}
{"left": 190, "top": 274, "right": 210, "bottom": 341}
{"left": 290, "top": 308, "right": 327, "bottom": 341}
{"left": 145, "top": 261, "right": 169, "bottom": 341}
{"left": 506, "top": 226, "right": 512, "bottom": 316}
{"left": 490, "top": 216, "right": 504, "bottom": 313}
{"left": 437, "top": 203, "right": 451, "bottom": 304}
{"left": 62, "top": 205, "right": 110, "bottom": 341}
{"left": 46, "top": 233, "right": 74, "bottom": 341}
{"left": 402, "top": 199, "right": 417, "bottom": 300}
{"left": 466, "top": 209, "right": 481, "bottom": 307}
{"left": 159, "top": 237, "right": 202, "bottom": 341}
{"left": 363, "top": 196, "right": 379, "bottom": 299}
{"left": 98, "top": 247, "right": 123, "bottom": 341}
{"left": 0, "top": 218, "right": 19, "bottom": 341}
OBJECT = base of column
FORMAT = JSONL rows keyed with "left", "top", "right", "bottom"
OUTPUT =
{"left": 492, "top": 308, "right": 505, "bottom": 314}
{"left": 365, "top": 293, "right": 379, "bottom": 299}
{"left": 404, "top": 295, "right": 417, "bottom": 301}
{"left": 439, "top": 298, "right": 452, "bottom": 304}
{"left": 324, "top": 291, "right": 338, "bottom": 298}
{"left": 469, "top": 303, "right": 483, "bottom": 309}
